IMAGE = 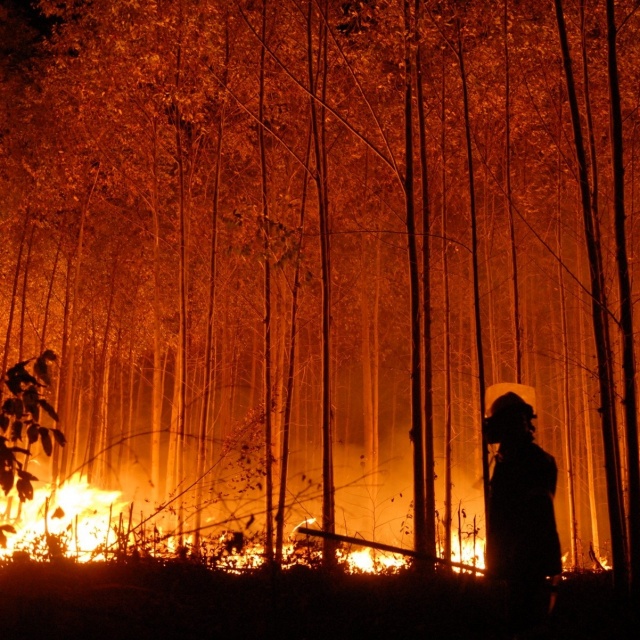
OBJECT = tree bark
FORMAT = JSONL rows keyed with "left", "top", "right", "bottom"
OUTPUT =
{"left": 403, "top": 0, "right": 427, "bottom": 562}
{"left": 455, "top": 18, "right": 489, "bottom": 545}
{"left": 503, "top": 0, "right": 522, "bottom": 383}
{"left": 275, "top": 127, "right": 312, "bottom": 563}
{"left": 194, "top": 19, "right": 228, "bottom": 553}
{"left": 174, "top": 28, "right": 188, "bottom": 544}
{"left": 258, "top": 0, "right": 274, "bottom": 563}
{"left": 554, "top": 0, "right": 628, "bottom": 593}
{"left": 416, "top": 0, "right": 436, "bottom": 558}
{"left": 307, "top": 0, "right": 335, "bottom": 568}
{"left": 440, "top": 48, "right": 453, "bottom": 565}
{"left": 605, "top": 0, "right": 640, "bottom": 602}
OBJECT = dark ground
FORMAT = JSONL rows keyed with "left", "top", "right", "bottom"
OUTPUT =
{"left": 0, "top": 559, "right": 636, "bottom": 639}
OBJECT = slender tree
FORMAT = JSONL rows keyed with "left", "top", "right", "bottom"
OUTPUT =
{"left": 258, "top": 0, "right": 274, "bottom": 563}
{"left": 403, "top": 0, "right": 427, "bottom": 561}
{"left": 193, "top": 24, "right": 227, "bottom": 550}
{"left": 454, "top": 14, "right": 489, "bottom": 539}
{"left": 605, "top": 0, "right": 640, "bottom": 602}
{"left": 440, "top": 47, "right": 454, "bottom": 565}
{"left": 503, "top": 0, "right": 522, "bottom": 383}
{"left": 307, "top": 0, "right": 335, "bottom": 568}
{"left": 275, "top": 127, "right": 312, "bottom": 563}
{"left": 553, "top": 0, "right": 627, "bottom": 593}
{"left": 415, "top": 0, "right": 437, "bottom": 559}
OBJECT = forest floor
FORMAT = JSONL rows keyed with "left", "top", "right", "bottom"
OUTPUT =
{"left": 0, "top": 558, "right": 636, "bottom": 640}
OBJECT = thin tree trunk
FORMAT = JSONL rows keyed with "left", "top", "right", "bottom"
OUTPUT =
{"left": 62, "top": 168, "right": 100, "bottom": 482}
{"left": 554, "top": 0, "right": 627, "bottom": 593}
{"left": 578, "top": 283, "right": 600, "bottom": 556}
{"left": 53, "top": 254, "right": 72, "bottom": 483}
{"left": 455, "top": 18, "right": 489, "bottom": 543}
{"left": 99, "top": 351, "right": 111, "bottom": 485}
{"left": 360, "top": 150, "right": 377, "bottom": 515}
{"left": 40, "top": 229, "right": 63, "bottom": 354}
{"left": 174, "top": 21, "right": 188, "bottom": 544}
{"left": 149, "top": 117, "right": 164, "bottom": 506}
{"left": 606, "top": 0, "right": 640, "bottom": 601}
{"left": 86, "top": 257, "right": 117, "bottom": 483}
{"left": 372, "top": 233, "right": 381, "bottom": 485}
{"left": 503, "top": 0, "right": 522, "bottom": 383}
{"left": 441, "top": 48, "right": 453, "bottom": 565}
{"left": 416, "top": 0, "right": 436, "bottom": 558}
{"left": 194, "top": 23, "right": 228, "bottom": 551}
{"left": 275, "top": 127, "right": 312, "bottom": 563}
{"left": 308, "top": 0, "right": 335, "bottom": 568}
{"left": 18, "top": 225, "right": 35, "bottom": 361}
{"left": 558, "top": 211, "right": 579, "bottom": 570}
{"left": 258, "top": 0, "right": 274, "bottom": 563}
{"left": 361, "top": 237, "right": 376, "bottom": 495}
{"left": 403, "top": 0, "right": 427, "bottom": 561}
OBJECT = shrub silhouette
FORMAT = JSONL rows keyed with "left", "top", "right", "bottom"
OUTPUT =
{"left": 0, "top": 350, "right": 64, "bottom": 505}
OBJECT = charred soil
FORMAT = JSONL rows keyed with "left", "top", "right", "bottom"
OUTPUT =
{"left": 0, "top": 560, "right": 635, "bottom": 639}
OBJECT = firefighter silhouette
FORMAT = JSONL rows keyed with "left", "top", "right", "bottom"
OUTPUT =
{"left": 484, "top": 392, "right": 562, "bottom": 635}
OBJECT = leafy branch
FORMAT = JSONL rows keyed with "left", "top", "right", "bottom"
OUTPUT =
{"left": 0, "top": 351, "right": 64, "bottom": 504}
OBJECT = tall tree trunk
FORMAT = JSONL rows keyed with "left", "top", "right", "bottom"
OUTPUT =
{"left": 558, "top": 210, "right": 579, "bottom": 569}
{"left": 308, "top": 0, "right": 335, "bottom": 568}
{"left": 174, "top": 32, "right": 188, "bottom": 544}
{"left": 275, "top": 128, "right": 312, "bottom": 563}
{"left": 194, "top": 22, "right": 229, "bottom": 552}
{"left": 578, "top": 282, "right": 600, "bottom": 556}
{"left": 258, "top": 0, "right": 274, "bottom": 563}
{"left": 455, "top": 18, "right": 489, "bottom": 544}
{"left": 40, "top": 228, "right": 63, "bottom": 354}
{"left": 554, "top": 0, "right": 627, "bottom": 593}
{"left": 415, "top": 0, "right": 436, "bottom": 558}
{"left": 360, "top": 150, "right": 378, "bottom": 518}
{"left": 503, "top": 0, "right": 522, "bottom": 383}
{"left": 150, "top": 117, "right": 164, "bottom": 506}
{"left": 86, "top": 257, "right": 117, "bottom": 483}
{"left": 440, "top": 48, "right": 453, "bottom": 565}
{"left": 606, "top": 0, "right": 640, "bottom": 601}
{"left": 403, "top": 0, "right": 427, "bottom": 561}
{"left": 53, "top": 254, "right": 72, "bottom": 483}
{"left": 60, "top": 168, "right": 100, "bottom": 483}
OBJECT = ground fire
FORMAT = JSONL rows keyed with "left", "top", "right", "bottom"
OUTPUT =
{"left": 1, "top": 0, "right": 639, "bottom": 635}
